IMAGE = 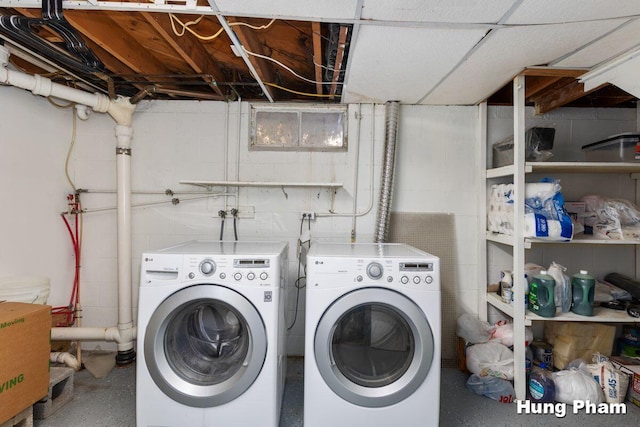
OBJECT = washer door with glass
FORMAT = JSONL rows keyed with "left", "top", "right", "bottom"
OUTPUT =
{"left": 144, "top": 284, "right": 267, "bottom": 407}
{"left": 314, "top": 287, "right": 434, "bottom": 408}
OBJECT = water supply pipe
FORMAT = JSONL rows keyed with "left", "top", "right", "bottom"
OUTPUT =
{"left": 374, "top": 101, "right": 400, "bottom": 243}
{"left": 1, "top": 45, "right": 137, "bottom": 364}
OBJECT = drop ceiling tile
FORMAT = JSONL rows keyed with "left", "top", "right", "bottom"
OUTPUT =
{"left": 212, "top": 0, "right": 359, "bottom": 21}
{"left": 423, "top": 19, "right": 627, "bottom": 105}
{"left": 553, "top": 18, "right": 640, "bottom": 68}
{"left": 505, "top": 0, "right": 640, "bottom": 24}
{"left": 360, "top": 0, "right": 518, "bottom": 23}
{"left": 342, "top": 25, "right": 487, "bottom": 104}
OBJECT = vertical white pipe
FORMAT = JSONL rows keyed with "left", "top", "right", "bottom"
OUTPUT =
{"left": 350, "top": 104, "right": 362, "bottom": 242}
{"left": 115, "top": 125, "right": 135, "bottom": 358}
{"left": 2, "top": 46, "right": 137, "bottom": 361}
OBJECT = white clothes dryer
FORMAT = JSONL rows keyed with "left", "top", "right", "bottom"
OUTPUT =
{"left": 136, "top": 240, "right": 288, "bottom": 427}
{"left": 304, "top": 242, "right": 440, "bottom": 427}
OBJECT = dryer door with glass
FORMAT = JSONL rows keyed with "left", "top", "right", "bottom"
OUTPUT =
{"left": 144, "top": 284, "right": 267, "bottom": 407}
{"left": 314, "top": 287, "right": 435, "bottom": 407}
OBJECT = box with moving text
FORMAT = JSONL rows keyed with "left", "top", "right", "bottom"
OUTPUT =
{"left": 0, "top": 302, "right": 51, "bottom": 423}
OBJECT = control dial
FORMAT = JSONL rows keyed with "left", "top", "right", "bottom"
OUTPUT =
{"left": 366, "top": 262, "right": 384, "bottom": 280}
{"left": 199, "top": 259, "right": 216, "bottom": 276}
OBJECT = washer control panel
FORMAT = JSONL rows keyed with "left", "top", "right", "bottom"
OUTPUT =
{"left": 181, "top": 255, "right": 276, "bottom": 286}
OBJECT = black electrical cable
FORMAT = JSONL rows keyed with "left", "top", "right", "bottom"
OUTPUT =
{"left": 218, "top": 210, "right": 226, "bottom": 240}
{"left": 230, "top": 208, "right": 239, "bottom": 241}
{"left": 288, "top": 216, "right": 309, "bottom": 330}
{"left": 233, "top": 216, "right": 238, "bottom": 241}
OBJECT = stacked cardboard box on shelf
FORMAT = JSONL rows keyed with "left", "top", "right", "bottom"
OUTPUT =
{"left": 0, "top": 302, "right": 51, "bottom": 424}
{"left": 544, "top": 322, "right": 616, "bottom": 369}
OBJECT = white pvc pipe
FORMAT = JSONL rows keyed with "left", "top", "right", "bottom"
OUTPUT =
{"left": 50, "top": 351, "right": 81, "bottom": 370}
{"left": 115, "top": 125, "right": 134, "bottom": 353}
{"left": 1, "top": 46, "right": 137, "bottom": 358}
{"left": 350, "top": 104, "right": 362, "bottom": 242}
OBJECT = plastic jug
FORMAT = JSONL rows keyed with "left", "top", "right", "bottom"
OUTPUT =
{"left": 528, "top": 362, "right": 556, "bottom": 403}
{"left": 529, "top": 270, "right": 556, "bottom": 317}
{"left": 571, "top": 270, "right": 595, "bottom": 316}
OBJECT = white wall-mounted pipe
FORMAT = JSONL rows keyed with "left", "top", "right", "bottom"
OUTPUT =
{"left": 1, "top": 45, "right": 137, "bottom": 363}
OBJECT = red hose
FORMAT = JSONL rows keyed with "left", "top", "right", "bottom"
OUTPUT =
{"left": 56, "top": 196, "right": 81, "bottom": 327}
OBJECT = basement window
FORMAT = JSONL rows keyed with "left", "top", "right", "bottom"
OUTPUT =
{"left": 250, "top": 104, "right": 347, "bottom": 151}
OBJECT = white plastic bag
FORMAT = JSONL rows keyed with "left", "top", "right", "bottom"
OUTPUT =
{"left": 457, "top": 313, "right": 493, "bottom": 344}
{"left": 553, "top": 368, "right": 604, "bottom": 404}
{"left": 466, "top": 342, "right": 514, "bottom": 380}
{"left": 490, "top": 322, "right": 533, "bottom": 347}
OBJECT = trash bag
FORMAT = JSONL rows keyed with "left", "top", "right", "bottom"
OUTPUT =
{"left": 490, "top": 322, "right": 533, "bottom": 347}
{"left": 457, "top": 313, "right": 493, "bottom": 344}
{"left": 466, "top": 342, "right": 514, "bottom": 380}
{"left": 553, "top": 368, "right": 604, "bottom": 404}
{"left": 466, "top": 374, "right": 515, "bottom": 403}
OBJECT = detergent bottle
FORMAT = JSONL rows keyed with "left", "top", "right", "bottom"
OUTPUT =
{"left": 529, "top": 271, "right": 556, "bottom": 317}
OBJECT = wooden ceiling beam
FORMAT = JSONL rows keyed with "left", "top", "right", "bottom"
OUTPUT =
{"left": 14, "top": 8, "right": 148, "bottom": 95}
{"left": 525, "top": 76, "right": 563, "bottom": 101}
{"left": 63, "top": 11, "right": 171, "bottom": 75}
{"left": 329, "top": 25, "right": 348, "bottom": 98}
{"left": 533, "top": 79, "right": 604, "bottom": 114}
{"left": 140, "top": 12, "right": 226, "bottom": 98}
{"left": 522, "top": 67, "right": 588, "bottom": 78}
{"left": 312, "top": 21, "right": 323, "bottom": 95}
{"left": 226, "top": 17, "right": 275, "bottom": 100}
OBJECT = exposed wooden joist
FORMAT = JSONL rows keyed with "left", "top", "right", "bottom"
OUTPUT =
{"left": 522, "top": 67, "right": 588, "bottom": 78}
{"left": 14, "top": 8, "right": 147, "bottom": 94}
{"left": 311, "top": 21, "right": 323, "bottom": 95}
{"left": 533, "top": 79, "right": 604, "bottom": 114}
{"left": 64, "top": 11, "right": 171, "bottom": 75}
{"left": 525, "top": 76, "right": 563, "bottom": 101}
{"left": 141, "top": 12, "right": 226, "bottom": 98}
{"left": 226, "top": 16, "right": 275, "bottom": 100}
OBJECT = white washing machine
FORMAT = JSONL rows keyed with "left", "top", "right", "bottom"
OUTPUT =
{"left": 136, "top": 240, "right": 288, "bottom": 427}
{"left": 304, "top": 242, "right": 441, "bottom": 427}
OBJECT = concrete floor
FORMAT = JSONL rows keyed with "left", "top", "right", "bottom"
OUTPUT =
{"left": 33, "top": 356, "right": 640, "bottom": 427}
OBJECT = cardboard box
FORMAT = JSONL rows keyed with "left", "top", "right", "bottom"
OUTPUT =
{"left": 610, "top": 356, "right": 640, "bottom": 408}
{"left": 544, "top": 322, "right": 616, "bottom": 369}
{"left": 0, "top": 302, "right": 51, "bottom": 423}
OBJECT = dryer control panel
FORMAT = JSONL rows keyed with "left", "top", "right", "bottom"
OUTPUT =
{"left": 308, "top": 256, "right": 439, "bottom": 291}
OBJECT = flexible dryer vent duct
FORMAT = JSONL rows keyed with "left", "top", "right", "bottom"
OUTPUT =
{"left": 374, "top": 101, "right": 400, "bottom": 243}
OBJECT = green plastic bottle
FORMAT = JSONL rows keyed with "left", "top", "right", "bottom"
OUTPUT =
{"left": 529, "top": 270, "right": 556, "bottom": 317}
{"left": 571, "top": 270, "right": 595, "bottom": 316}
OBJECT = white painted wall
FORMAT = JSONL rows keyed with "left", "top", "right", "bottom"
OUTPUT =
{"left": 1, "top": 84, "right": 634, "bottom": 355}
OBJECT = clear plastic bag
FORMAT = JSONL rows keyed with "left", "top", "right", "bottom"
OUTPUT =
{"left": 457, "top": 313, "right": 493, "bottom": 344}
{"left": 466, "top": 342, "right": 514, "bottom": 380}
{"left": 465, "top": 374, "right": 515, "bottom": 403}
